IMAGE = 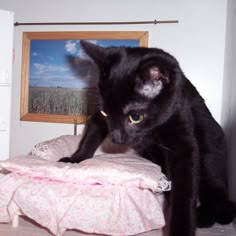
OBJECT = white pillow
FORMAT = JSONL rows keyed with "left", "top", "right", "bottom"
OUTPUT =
{"left": 31, "top": 135, "right": 135, "bottom": 162}
{"left": 2, "top": 155, "right": 171, "bottom": 193}
{"left": 31, "top": 135, "right": 81, "bottom": 161}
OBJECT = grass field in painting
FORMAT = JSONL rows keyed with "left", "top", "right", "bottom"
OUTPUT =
{"left": 28, "top": 87, "right": 97, "bottom": 116}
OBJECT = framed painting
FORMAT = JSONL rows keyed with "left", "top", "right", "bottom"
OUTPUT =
{"left": 20, "top": 31, "right": 149, "bottom": 124}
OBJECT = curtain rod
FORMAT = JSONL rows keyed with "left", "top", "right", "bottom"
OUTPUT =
{"left": 14, "top": 19, "right": 179, "bottom": 27}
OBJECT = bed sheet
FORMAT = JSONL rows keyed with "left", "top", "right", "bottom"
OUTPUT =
{"left": 0, "top": 154, "right": 170, "bottom": 236}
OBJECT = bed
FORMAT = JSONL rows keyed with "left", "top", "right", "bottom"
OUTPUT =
{"left": 0, "top": 134, "right": 171, "bottom": 236}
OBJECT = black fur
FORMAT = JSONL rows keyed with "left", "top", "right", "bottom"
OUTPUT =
{"left": 59, "top": 41, "right": 236, "bottom": 236}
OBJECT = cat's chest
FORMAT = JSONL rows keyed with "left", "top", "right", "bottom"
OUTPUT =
{"left": 134, "top": 139, "right": 168, "bottom": 170}
{"left": 132, "top": 123, "right": 180, "bottom": 171}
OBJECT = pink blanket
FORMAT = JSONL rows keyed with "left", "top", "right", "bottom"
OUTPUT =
{"left": 0, "top": 154, "right": 171, "bottom": 236}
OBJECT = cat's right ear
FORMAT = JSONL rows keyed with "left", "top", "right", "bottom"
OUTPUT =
{"left": 80, "top": 41, "right": 106, "bottom": 67}
{"left": 135, "top": 65, "right": 170, "bottom": 99}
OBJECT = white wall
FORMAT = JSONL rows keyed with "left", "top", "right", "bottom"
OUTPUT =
{"left": 1, "top": 0, "right": 227, "bottom": 156}
{"left": 222, "top": 0, "right": 236, "bottom": 128}
{"left": 222, "top": 0, "right": 236, "bottom": 201}
{"left": 0, "top": 10, "right": 14, "bottom": 160}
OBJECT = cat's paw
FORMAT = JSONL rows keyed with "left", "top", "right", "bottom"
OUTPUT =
{"left": 197, "top": 200, "right": 236, "bottom": 227}
{"left": 197, "top": 205, "right": 215, "bottom": 228}
{"left": 58, "top": 157, "right": 73, "bottom": 163}
{"left": 58, "top": 156, "right": 85, "bottom": 163}
{"left": 215, "top": 200, "right": 236, "bottom": 225}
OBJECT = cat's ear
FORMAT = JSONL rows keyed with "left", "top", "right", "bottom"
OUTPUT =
{"left": 80, "top": 40, "right": 106, "bottom": 66}
{"left": 67, "top": 55, "right": 97, "bottom": 76}
{"left": 136, "top": 66, "right": 169, "bottom": 98}
{"left": 66, "top": 55, "right": 99, "bottom": 86}
{"left": 148, "top": 66, "right": 169, "bottom": 83}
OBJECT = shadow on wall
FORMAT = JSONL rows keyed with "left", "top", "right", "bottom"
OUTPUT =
{"left": 225, "top": 118, "right": 236, "bottom": 201}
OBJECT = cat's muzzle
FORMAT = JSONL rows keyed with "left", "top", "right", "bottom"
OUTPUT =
{"left": 111, "top": 130, "right": 127, "bottom": 145}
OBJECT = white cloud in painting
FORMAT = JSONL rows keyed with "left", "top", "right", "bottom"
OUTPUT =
{"left": 31, "top": 74, "right": 76, "bottom": 81}
{"left": 86, "top": 40, "right": 97, "bottom": 45}
{"left": 32, "top": 52, "right": 39, "bottom": 56}
{"left": 33, "top": 63, "right": 69, "bottom": 75}
{"left": 65, "top": 40, "right": 77, "bottom": 54}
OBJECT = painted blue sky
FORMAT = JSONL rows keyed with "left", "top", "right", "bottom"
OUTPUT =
{"left": 29, "top": 39, "right": 139, "bottom": 88}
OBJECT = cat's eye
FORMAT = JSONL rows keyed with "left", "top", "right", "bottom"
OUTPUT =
{"left": 100, "top": 110, "right": 108, "bottom": 117}
{"left": 128, "top": 114, "right": 144, "bottom": 124}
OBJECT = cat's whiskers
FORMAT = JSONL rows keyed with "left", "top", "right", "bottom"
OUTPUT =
{"left": 158, "top": 144, "right": 171, "bottom": 152}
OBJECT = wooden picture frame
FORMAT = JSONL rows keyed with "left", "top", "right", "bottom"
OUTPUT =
{"left": 20, "top": 31, "right": 149, "bottom": 124}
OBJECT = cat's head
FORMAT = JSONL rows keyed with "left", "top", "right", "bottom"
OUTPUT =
{"left": 80, "top": 41, "right": 184, "bottom": 146}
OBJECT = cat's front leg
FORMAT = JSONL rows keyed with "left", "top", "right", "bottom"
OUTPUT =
{"left": 59, "top": 112, "right": 108, "bottom": 163}
{"left": 163, "top": 131, "right": 199, "bottom": 236}
{"left": 168, "top": 152, "right": 198, "bottom": 236}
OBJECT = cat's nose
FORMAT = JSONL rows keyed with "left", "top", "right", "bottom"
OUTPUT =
{"left": 111, "top": 130, "right": 126, "bottom": 144}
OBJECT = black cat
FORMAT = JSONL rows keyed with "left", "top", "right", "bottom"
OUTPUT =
{"left": 60, "top": 41, "right": 236, "bottom": 236}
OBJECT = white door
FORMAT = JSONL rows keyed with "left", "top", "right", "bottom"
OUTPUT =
{"left": 0, "top": 9, "right": 14, "bottom": 160}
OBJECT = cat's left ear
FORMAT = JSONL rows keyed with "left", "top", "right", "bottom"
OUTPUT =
{"left": 80, "top": 41, "right": 106, "bottom": 67}
{"left": 136, "top": 66, "right": 169, "bottom": 98}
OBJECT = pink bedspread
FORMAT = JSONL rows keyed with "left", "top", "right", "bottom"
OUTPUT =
{"left": 0, "top": 154, "right": 171, "bottom": 236}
